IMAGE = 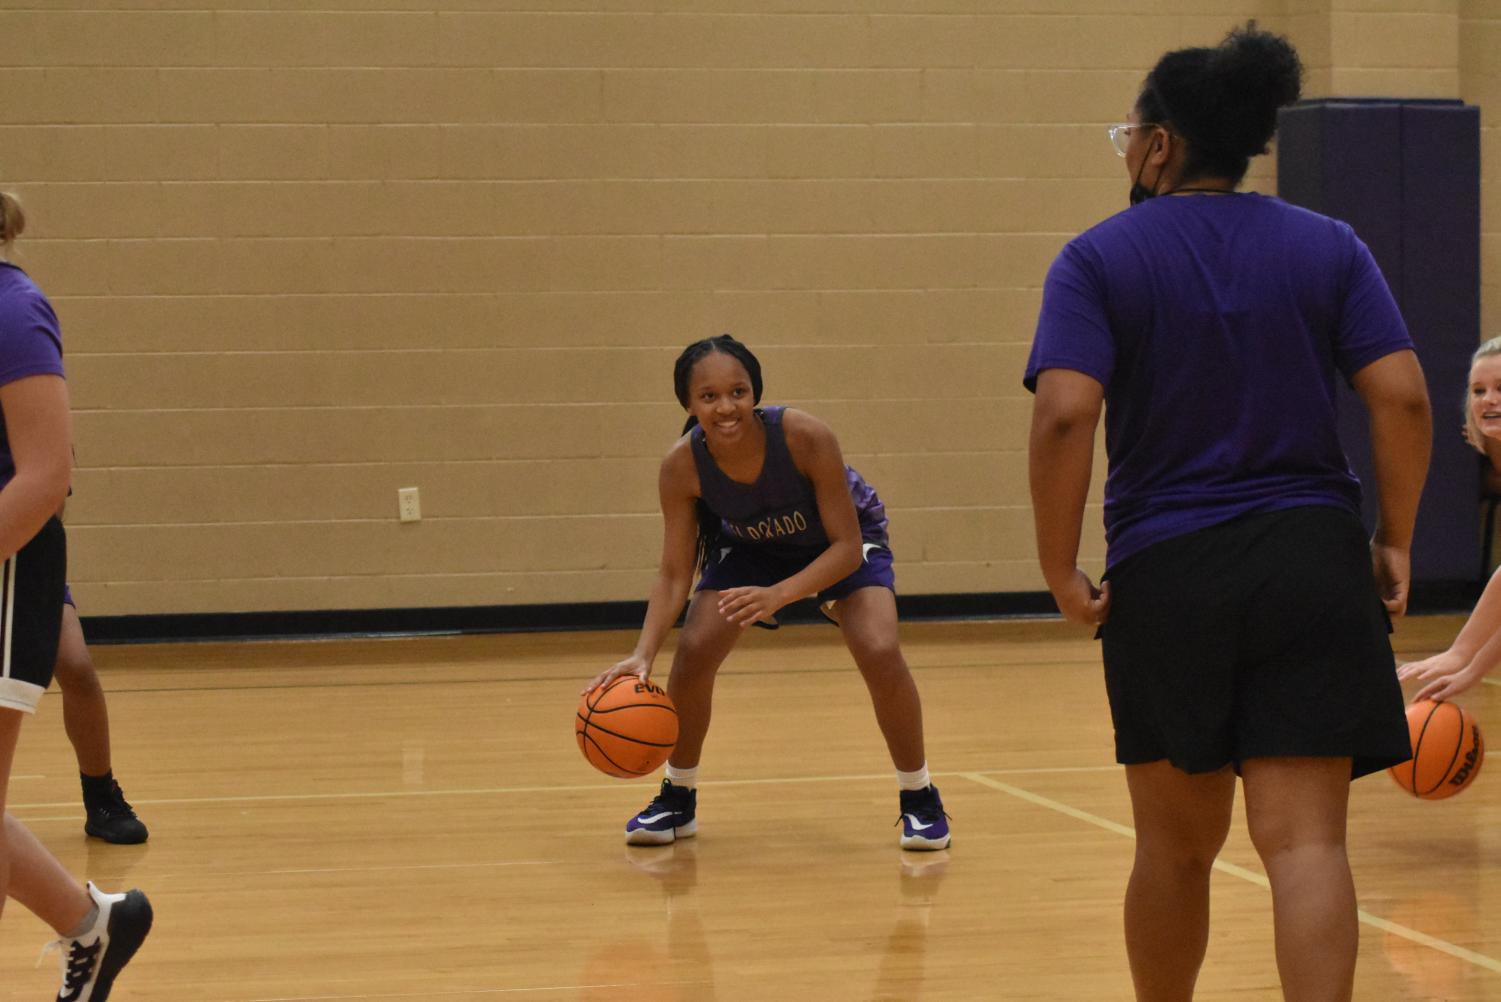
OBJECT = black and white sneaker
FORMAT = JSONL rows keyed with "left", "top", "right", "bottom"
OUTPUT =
{"left": 42, "top": 882, "right": 152, "bottom": 1002}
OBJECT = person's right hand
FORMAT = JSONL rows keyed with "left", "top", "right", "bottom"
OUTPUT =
{"left": 1049, "top": 567, "right": 1111, "bottom": 628}
{"left": 1399, "top": 650, "right": 1489, "bottom": 702}
{"left": 582, "top": 654, "right": 651, "bottom": 696}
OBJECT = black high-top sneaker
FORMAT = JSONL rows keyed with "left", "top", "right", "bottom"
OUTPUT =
{"left": 897, "top": 784, "right": 951, "bottom": 851}
{"left": 82, "top": 775, "right": 148, "bottom": 845}
{"left": 625, "top": 779, "right": 697, "bottom": 846}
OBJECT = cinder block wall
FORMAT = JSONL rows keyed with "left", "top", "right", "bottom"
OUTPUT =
{"left": 1463, "top": 0, "right": 1500, "bottom": 341}
{"left": 0, "top": 3, "right": 1488, "bottom": 617}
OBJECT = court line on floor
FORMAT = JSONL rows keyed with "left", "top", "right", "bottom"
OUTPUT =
{"left": 6, "top": 765, "right": 1121, "bottom": 812}
{"left": 958, "top": 771, "right": 1501, "bottom": 976}
{"left": 267, "top": 860, "right": 552, "bottom": 876}
{"left": 245, "top": 982, "right": 712, "bottom": 1001}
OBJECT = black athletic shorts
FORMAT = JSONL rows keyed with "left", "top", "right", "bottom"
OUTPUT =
{"left": 1098, "top": 505, "right": 1411, "bottom": 780}
{"left": 0, "top": 517, "right": 67, "bottom": 714}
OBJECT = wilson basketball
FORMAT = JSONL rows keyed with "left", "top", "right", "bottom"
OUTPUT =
{"left": 576, "top": 677, "right": 678, "bottom": 779}
{"left": 1389, "top": 699, "right": 1484, "bottom": 800}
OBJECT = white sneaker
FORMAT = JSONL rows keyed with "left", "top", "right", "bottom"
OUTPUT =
{"left": 40, "top": 881, "right": 152, "bottom": 1002}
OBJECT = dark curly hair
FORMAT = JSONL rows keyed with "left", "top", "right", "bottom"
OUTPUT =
{"left": 672, "top": 333, "right": 764, "bottom": 574}
{"left": 1137, "top": 22, "right": 1303, "bottom": 185}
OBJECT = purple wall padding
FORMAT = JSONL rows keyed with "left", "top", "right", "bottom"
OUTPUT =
{"left": 1278, "top": 98, "right": 1481, "bottom": 584}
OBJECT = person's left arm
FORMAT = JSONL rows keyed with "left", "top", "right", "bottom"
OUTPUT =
{"left": 716, "top": 410, "right": 864, "bottom": 628}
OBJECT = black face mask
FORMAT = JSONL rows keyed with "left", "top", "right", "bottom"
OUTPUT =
{"left": 1128, "top": 139, "right": 1160, "bottom": 206}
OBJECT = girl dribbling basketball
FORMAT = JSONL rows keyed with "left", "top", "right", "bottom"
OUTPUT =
{"left": 583, "top": 335, "right": 949, "bottom": 851}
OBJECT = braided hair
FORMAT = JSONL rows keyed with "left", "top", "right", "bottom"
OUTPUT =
{"left": 672, "top": 334, "right": 764, "bottom": 574}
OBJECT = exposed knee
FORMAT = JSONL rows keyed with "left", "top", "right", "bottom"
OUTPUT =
{"left": 1134, "top": 798, "right": 1232, "bottom": 873}
{"left": 1241, "top": 757, "right": 1352, "bottom": 867}
{"left": 1246, "top": 799, "right": 1348, "bottom": 865}
{"left": 50, "top": 650, "right": 99, "bottom": 695}
{"left": 1248, "top": 817, "right": 1346, "bottom": 867}
{"left": 1135, "top": 827, "right": 1228, "bottom": 875}
{"left": 669, "top": 639, "right": 727, "bottom": 682}
{"left": 849, "top": 638, "right": 905, "bottom": 680}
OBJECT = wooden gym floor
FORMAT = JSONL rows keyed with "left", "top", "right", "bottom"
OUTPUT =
{"left": 2, "top": 614, "right": 1499, "bottom": 1000}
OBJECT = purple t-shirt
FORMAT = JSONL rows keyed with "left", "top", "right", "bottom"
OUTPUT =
{"left": 1024, "top": 193, "right": 1413, "bottom": 570}
{"left": 0, "top": 262, "right": 67, "bottom": 490}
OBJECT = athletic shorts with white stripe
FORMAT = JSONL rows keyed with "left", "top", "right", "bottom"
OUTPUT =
{"left": 0, "top": 516, "right": 67, "bottom": 714}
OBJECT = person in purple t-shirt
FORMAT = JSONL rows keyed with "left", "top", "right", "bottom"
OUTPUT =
{"left": 584, "top": 335, "right": 949, "bottom": 851}
{"left": 0, "top": 190, "right": 152, "bottom": 999}
{"left": 1025, "top": 25, "right": 1431, "bottom": 1001}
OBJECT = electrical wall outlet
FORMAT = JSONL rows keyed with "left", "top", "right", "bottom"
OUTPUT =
{"left": 398, "top": 487, "right": 421, "bottom": 523}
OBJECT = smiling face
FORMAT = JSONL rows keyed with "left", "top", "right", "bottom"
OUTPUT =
{"left": 1469, "top": 354, "right": 1501, "bottom": 445}
{"left": 686, "top": 350, "right": 757, "bottom": 446}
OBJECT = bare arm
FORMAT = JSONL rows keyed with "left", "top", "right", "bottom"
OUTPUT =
{"left": 1028, "top": 368, "right": 1110, "bottom": 626}
{"left": 583, "top": 444, "right": 700, "bottom": 692}
{"left": 0, "top": 374, "right": 72, "bottom": 561}
{"left": 1350, "top": 349, "right": 1432, "bottom": 616}
{"left": 716, "top": 410, "right": 863, "bottom": 628}
{"left": 1442, "top": 565, "right": 1501, "bottom": 660}
{"left": 1398, "top": 563, "right": 1501, "bottom": 699}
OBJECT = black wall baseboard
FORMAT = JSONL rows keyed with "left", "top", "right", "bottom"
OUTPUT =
{"left": 78, "top": 581, "right": 1480, "bottom": 645}
{"left": 80, "top": 591, "right": 1061, "bottom": 644}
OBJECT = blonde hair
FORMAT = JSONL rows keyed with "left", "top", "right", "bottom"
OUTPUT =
{"left": 0, "top": 191, "right": 24, "bottom": 258}
{"left": 1465, "top": 336, "right": 1501, "bottom": 453}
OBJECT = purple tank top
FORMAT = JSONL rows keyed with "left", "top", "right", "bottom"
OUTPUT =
{"left": 690, "top": 406, "right": 889, "bottom": 557}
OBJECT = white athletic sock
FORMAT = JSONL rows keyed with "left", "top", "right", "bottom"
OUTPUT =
{"left": 896, "top": 764, "right": 930, "bottom": 792}
{"left": 63, "top": 903, "right": 99, "bottom": 940}
{"left": 665, "top": 764, "right": 699, "bottom": 790}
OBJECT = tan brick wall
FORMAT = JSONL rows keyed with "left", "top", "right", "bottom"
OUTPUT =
{"left": 0, "top": 3, "right": 1483, "bottom": 617}
{"left": 1461, "top": 0, "right": 1500, "bottom": 342}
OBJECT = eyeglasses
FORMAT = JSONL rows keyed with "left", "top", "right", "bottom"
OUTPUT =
{"left": 1107, "top": 123, "right": 1159, "bottom": 157}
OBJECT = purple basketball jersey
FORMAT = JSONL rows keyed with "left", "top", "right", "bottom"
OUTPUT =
{"left": 690, "top": 406, "right": 889, "bottom": 558}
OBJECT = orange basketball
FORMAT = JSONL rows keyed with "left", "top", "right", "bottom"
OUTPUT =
{"left": 575, "top": 677, "right": 678, "bottom": 779}
{"left": 1389, "top": 699, "right": 1484, "bottom": 800}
